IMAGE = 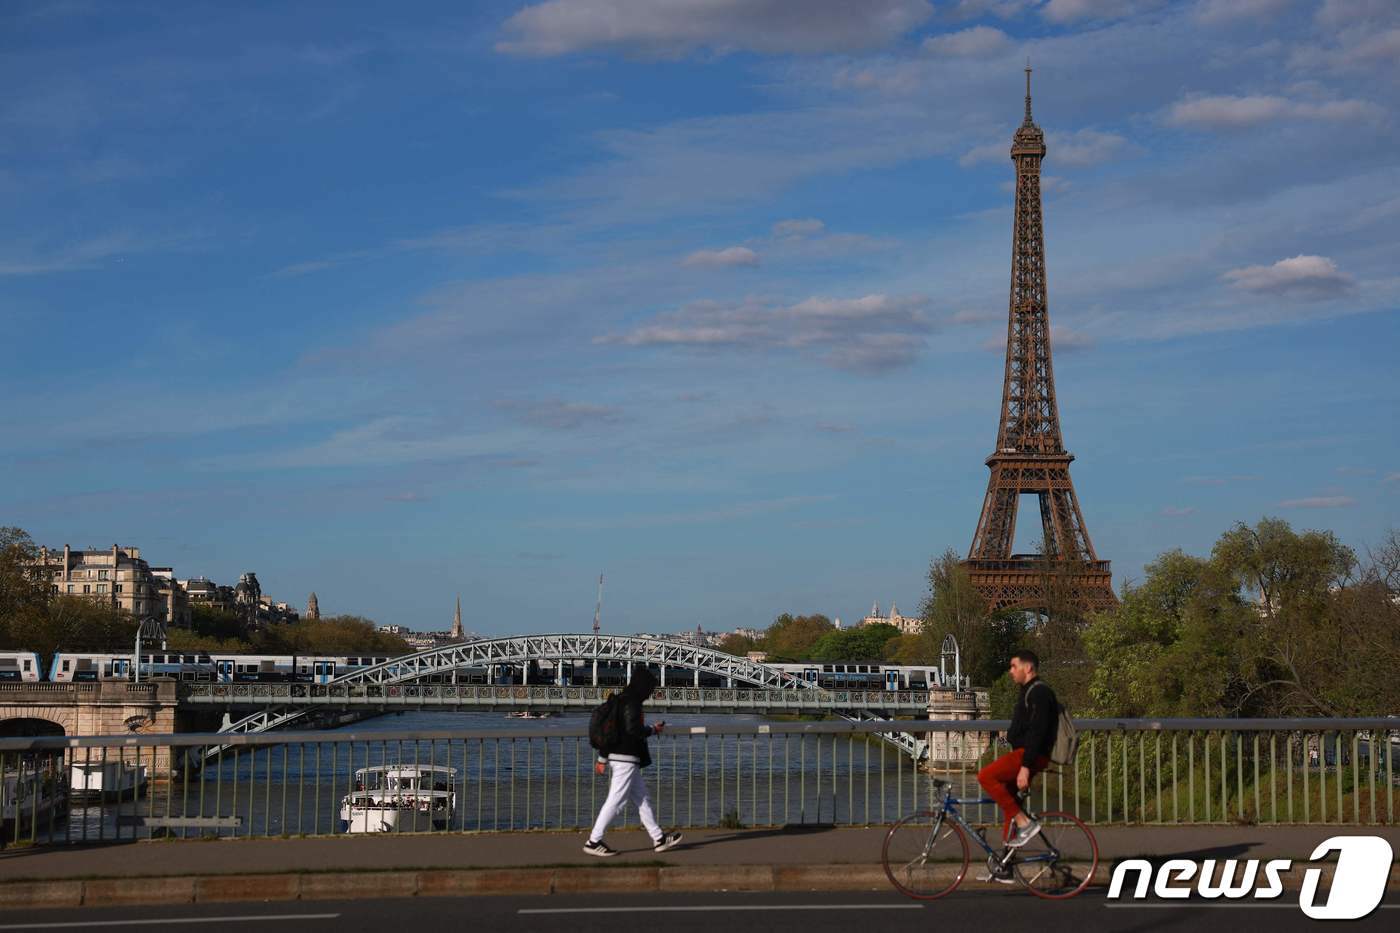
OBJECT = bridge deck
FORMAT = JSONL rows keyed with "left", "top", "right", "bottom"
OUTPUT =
{"left": 180, "top": 683, "right": 941, "bottom": 714}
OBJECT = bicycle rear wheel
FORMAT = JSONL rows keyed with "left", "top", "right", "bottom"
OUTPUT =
{"left": 1011, "top": 810, "right": 1098, "bottom": 899}
{"left": 882, "top": 810, "right": 970, "bottom": 900}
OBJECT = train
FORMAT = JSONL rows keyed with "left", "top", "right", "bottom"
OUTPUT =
{"left": 0, "top": 651, "right": 42, "bottom": 682}
{"left": 43, "top": 651, "right": 392, "bottom": 685}
{"left": 0, "top": 650, "right": 965, "bottom": 690}
{"left": 768, "top": 662, "right": 959, "bottom": 691}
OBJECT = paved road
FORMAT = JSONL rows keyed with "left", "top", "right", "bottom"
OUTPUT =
{"left": 1, "top": 891, "right": 1397, "bottom": 932}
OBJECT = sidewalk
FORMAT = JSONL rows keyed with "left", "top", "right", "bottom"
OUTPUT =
{"left": 2, "top": 825, "right": 1397, "bottom": 908}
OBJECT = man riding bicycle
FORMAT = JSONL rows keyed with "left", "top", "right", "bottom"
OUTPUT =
{"left": 977, "top": 649, "right": 1056, "bottom": 870}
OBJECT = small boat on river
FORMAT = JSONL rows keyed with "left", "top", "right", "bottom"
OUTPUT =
{"left": 339, "top": 764, "right": 456, "bottom": 833}
{"left": 69, "top": 760, "right": 147, "bottom": 800}
{"left": 2, "top": 760, "right": 67, "bottom": 836}
{"left": 505, "top": 710, "right": 555, "bottom": 719}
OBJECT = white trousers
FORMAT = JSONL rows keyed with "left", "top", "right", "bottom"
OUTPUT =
{"left": 589, "top": 759, "right": 662, "bottom": 843}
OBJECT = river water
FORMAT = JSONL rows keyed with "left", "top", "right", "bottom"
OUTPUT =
{"left": 28, "top": 711, "right": 996, "bottom": 844}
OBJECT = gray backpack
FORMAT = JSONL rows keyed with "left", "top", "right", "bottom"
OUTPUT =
{"left": 1032, "top": 681, "right": 1078, "bottom": 767}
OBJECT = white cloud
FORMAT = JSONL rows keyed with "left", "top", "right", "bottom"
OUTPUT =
{"left": 949, "top": 308, "right": 1000, "bottom": 325}
{"left": 1165, "top": 94, "right": 1381, "bottom": 129}
{"left": 1278, "top": 496, "right": 1357, "bottom": 508}
{"left": 1047, "top": 129, "right": 1134, "bottom": 167}
{"left": 772, "top": 218, "right": 825, "bottom": 237}
{"left": 532, "top": 494, "right": 834, "bottom": 530}
{"left": 0, "top": 230, "right": 188, "bottom": 276}
{"left": 492, "top": 398, "right": 624, "bottom": 430}
{"left": 1223, "top": 255, "right": 1354, "bottom": 298}
{"left": 211, "top": 417, "right": 535, "bottom": 470}
{"left": 682, "top": 245, "right": 759, "bottom": 268}
{"left": 598, "top": 293, "right": 935, "bottom": 371}
{"left": 921, "top": 26, "right": 1011, "bottom": 58}
{"left": 943, "top": 0, "right": 1036, "bottom": 19}
{"left": 496, "top": 0, "right": 934, "bottom": 57}
{"left": 1042, "top": 0, "right": 1166, "bottom": 23}
{"left": 1315, "top": 0, "right": 1400, "bottom": 31}
{"left": 1382, "top": 472, "right": 1400, "bottom": 485}
{"left": 959, "top": 142, "right": 1006, "bottom": 167}
{"left": 1194, "top": 0, "right": 1296, "bottom": 25}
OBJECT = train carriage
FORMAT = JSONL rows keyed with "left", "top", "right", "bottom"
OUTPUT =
{"left": 0, "top": 651, "right": 42, "bottom": 682}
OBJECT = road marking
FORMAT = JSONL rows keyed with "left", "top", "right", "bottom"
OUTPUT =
{"left": 1105, "top": 904, "right": 1400, "bottom": 910}
{"left": 520, "top": 904, "right": 923, "bottom": 914}
{"left": 0, "top": 913, "right": 340, "bottom": 930}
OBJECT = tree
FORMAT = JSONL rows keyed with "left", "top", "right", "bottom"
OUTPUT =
{"left": 1081, "top": 550, "right": 1250, "bottom": 717}
{"left": 760, "top": 613, "right": 834, "bottom": 661}
{"left": 808, "top": 623, "right": 901, "bottom": 662}
{"left": 717, "top": 633, "right": 758, "bottom": 656}
{"left": 0, "top": 527, "right": 49, "bottom": 636}
{"left": 9, "top": 596, "right": 140, "bottom": 669}
{"left": 1083, "top": 519, "right": 1399, "bottom": 718}
{"left": 252, "top": 615, "right": 411, "bottom": 655}
{"left": 1213, "top": 518, "right": 1360, "bottom": 716}
{"left": 189, "top": 604, "right": 245, "bottom": 642}
{"left": 919, "top": 550, "right": 989, "bottom": 672}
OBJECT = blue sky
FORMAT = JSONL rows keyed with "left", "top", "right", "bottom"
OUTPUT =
{"left": 3, "top": 0, "right": 1397, "bottom": 636}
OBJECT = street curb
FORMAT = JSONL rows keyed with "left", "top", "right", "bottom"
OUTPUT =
{"left": 1, "top": 862, "right": 1395, "bottom": 909}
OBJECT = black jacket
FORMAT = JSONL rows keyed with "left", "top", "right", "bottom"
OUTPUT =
{"left": 608, "top": 668, "right": 657, "bottom": 768}
{"left": 1007, "top": 677, "right": 1057, "bottom": 763}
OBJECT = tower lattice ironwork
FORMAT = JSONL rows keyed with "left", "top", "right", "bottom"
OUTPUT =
{"left": 963, "top": 68, "right": 1115, "bottom": 613}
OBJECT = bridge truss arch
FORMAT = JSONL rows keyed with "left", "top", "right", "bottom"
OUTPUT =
{"left": 211, "top": 634, "right": 929, "bottom": 759}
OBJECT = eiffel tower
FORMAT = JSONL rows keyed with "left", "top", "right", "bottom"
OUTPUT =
{"left": 963, "top": 68, "right": 1115, "bottom": 613}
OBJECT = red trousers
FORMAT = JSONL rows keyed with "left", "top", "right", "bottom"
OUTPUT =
{"left": 977, "top": 748, "right": 1050, "bottom": 840}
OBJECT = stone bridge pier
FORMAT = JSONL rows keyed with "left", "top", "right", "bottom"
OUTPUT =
{"left": 0, "top": 681, "right": 182, "bottom": 775}
{"left": 924, "top": 687, "right": 993, "bottom": 771}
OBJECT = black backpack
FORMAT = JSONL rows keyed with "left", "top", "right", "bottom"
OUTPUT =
{"left": 588, "top": 693, "right": 622, "bottom": 754}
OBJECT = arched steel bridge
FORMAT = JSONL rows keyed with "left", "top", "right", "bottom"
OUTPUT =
{"left": 195, "top": 634, "right": 950, "bottom": 760}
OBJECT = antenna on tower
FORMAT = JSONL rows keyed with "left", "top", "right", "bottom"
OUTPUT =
{"left": 592, "top": 573, "right": 604, "bottom": 636}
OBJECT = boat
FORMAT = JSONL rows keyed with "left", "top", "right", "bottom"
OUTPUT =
{"left": 338, "top": 764, "right": 457, "bottom": 833}
{"left": 69, "top": 760, "right": 147, "bottom": 800}
{"left": 505, "top": 710, "right": 555, "bottom": 719}
{"left": 2, "top": 759, "right": 67, "bottom": 837}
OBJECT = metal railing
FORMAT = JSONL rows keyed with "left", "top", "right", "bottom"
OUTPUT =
{"left": 0, "top": 718, "right": 1394, "bottom": 846}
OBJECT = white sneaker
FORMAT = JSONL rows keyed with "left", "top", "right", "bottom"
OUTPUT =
{"left": 583, "top": 840, "right": 618, "bottom": 857}
{"left": 653, "top": 832, "right": 683, "bottom": 853}
{"left": 1005, "top": 820, "right": 1041, "bottom": 849}
{"left": 976, "top": 869, "right": 1017, "bottom": 884}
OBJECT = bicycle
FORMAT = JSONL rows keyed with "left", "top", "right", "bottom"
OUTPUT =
{"left": 881, "top": 776, "right": 1098, "bottom": 900}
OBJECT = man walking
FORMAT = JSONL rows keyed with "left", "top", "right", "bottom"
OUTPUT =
{"left": 584, "top": 667, "right": 683, "bottom": 856}
{"left": 977, "top": 650, "right": 1056, "bottom": 860}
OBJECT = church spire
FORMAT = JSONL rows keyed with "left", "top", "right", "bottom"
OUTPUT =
{"left": 451, "top": 595, "right": 462, "bottom": 640}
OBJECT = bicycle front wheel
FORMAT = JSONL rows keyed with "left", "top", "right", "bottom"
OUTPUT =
{"left": 882, "top": 810, "right": 970, "bottom": 900}
{"left": 1011, "top": 810, "right": 1099, "bottom": 899}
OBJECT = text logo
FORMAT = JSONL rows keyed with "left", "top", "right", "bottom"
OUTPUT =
{"left": 1107, "top": 835, "right": 1393, "bottom": 920}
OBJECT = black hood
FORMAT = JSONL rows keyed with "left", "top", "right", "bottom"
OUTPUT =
{"left": 625, "top": 667, "right": 657, "bottom": 699}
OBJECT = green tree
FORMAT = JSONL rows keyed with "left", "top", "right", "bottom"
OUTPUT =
{"left": 0, "top": 527, "right": 49, "bottom": 645}
{"left": 1083, "top": 519, "right": 1396, "bottom": 718}
{"left": 1213, "top": 518, "right": 1360, "bottom": 716}
{"left": 808, "top": 623, "right": 901, "bottom": 662}
{"left": 717, "top": 633, "right": 758, "bottom": 656}
{"left": 9, "top": 596, "right": 140, "bottom": 669}
{"left": 760, "top": 613, "right": 834, "bottom": 661}
{"left": 1082, "top": 550, "right": 1250, "bottom": 716}
{"left": 253, "top": 615, "right": 411, "bottom": 655}
{"left": 188, "top": 604, "right": 246, "bottom": 642}
{"left": 919, "top": 549, "right": 989, "bottom": 672}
